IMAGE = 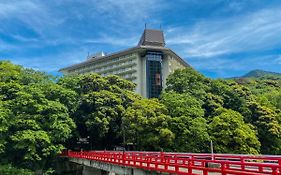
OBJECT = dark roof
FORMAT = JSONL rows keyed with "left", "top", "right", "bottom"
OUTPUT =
{"left": 138, "top": 29, "right": 165, "bottom": 47}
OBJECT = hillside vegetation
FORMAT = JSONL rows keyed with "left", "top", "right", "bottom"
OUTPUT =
{"left": 242, "top": 69, "right": 281, "bottom": 79}
{"left": 0, "top": 61, "right": 280, "bottom": 174}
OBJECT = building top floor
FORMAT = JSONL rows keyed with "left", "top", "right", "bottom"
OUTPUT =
{"left": 59, "top": 29, "right": 189, "bottom": 73}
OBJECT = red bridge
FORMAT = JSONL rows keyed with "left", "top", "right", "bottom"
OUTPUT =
{"left": 62, "top": 150, "right": 281, "bottom": 175}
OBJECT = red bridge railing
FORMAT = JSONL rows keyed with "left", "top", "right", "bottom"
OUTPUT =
{"left": 61, "top": 150, "right": 281, "bottom": 175}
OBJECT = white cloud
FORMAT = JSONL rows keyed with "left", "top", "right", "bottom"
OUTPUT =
{"left": 84, "top": 35, "right": 138, "bottom": 47}
{"left": 166, "top": 7, "right": 281, "bottom": 58}
{"left": 0, "top": 0, "right": 166, "bottom": 73}
{"left": 0, "top": 1, "right": 39, "bottom": 18}
{"left": 1, "top": 0, "right": 280, "bottom": 76}
{"left": 275, "top": 55, "right": 281, "bottom": 65}
{"left": 0, "top": 0, "right": 64, "bottom": 42}
{"left": 187, "top": 53, "right": 281, "bottom": 78}
{"left": 91, "top": 0, "right": 164, "bottom": 23}
{"left": 0, "top": 0, "right": 161, "bottom": 49}
{"left": 12, "top": 49, "right": 87, "bottom": 72}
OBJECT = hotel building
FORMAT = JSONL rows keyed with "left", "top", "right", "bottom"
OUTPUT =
{"left": 60, "top": 29, "right": 189, "bottom": 98}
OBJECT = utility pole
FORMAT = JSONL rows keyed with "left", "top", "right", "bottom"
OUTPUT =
{"left": 122, "top": 117, "right": 126, "bottom": 148}
{"left": 210, "top": 140, "right": 214, "bottom": 160}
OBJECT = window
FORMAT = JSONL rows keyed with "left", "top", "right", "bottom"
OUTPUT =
{"left": 146, "top": 51, "right": 163, "bottom": 98}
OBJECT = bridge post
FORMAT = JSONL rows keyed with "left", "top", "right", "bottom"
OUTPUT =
{"left": 241, "top": 157, "right": 245, "bottom": 171}
{"left": 272, "top": 167, "right": 278, "bottom": 175}
{"left": 278, "top": 159, "right": 281, "bottom": 175}
{"left": 221, "top": 163, "right": 226, "bottom": 175}
{"left": 203, "top": 169, "right": 208, "bottom": 175}
{"left": 187, "top": 159, "right": 192, "bottom": 175}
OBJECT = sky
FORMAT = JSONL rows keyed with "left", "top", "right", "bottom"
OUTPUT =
{"left": 0, "top": 0, "right": 281, "bottom": 78}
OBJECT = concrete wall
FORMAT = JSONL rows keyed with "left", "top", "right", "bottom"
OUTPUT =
{"left": 139, "top": 54, "right": 147, "bottom": 98}
{"left": 135, "top": 54, "right": 143, "bottom": 97}
{"left": 70, "top": 158, "right": 132, "bottom": 175}
{"left": 69, "top": 158, "right": 167, "bottom": 175}
{"left": 162, "top": 54, "right": 186, "bottom": 90}
{"left": 55, "top": 157, "right": 83, "bottom": 175}
{"left": 161, "top": 54, "right": 169, "bottom": 90}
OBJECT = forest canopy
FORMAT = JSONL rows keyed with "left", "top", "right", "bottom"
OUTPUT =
{"left": 0, "top": 61, "right": 280, "bottom": 173}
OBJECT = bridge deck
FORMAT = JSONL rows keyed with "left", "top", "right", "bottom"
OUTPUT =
{"left": 62, "top": 151, "right": 281, "bottom": 175}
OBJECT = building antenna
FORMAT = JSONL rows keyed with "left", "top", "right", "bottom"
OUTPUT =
{"left": 87, "top": 51, "right": 90, "bottom": 59}
{"left": 145, "top": 23, "right": 147, "bottom": 29}
{"left": 160, "top": 24, "right": 162, "bottom": 30}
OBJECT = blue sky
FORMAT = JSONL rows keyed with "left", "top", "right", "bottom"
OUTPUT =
{"left": 0, "top": 0, "right": 281, "bottom": 78}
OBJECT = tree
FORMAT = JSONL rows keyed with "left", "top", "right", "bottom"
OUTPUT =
{"left": 123, "top": 98, "right": 174, "bottom": 151}
{"left": 202, "top": 93, "right": 223, "bottom": 117}
{"left": 160, "top": 91, "right": 209, "bottom": 152}
{"left": 6, "top": 84, "right": 75, "bottom": 164}
{"left": 0, "top": 100, "right": 9, "bottom": 153}
{"left": 170, "top": 116, "right": 210, "bottom": 152}
{"left": 209, "top": 80, "right": 252, "bottom": 117}
{"left": 165, "top": 67, "right": 210, "bottom": 100}
{"left": 257, "top": 90, "right": 281, "bottom": 111}
{"left": 209, "top": 108, "right": 260, "bottom": 154}
{"left": 59, "top": 74, "right": 139, "bottom": 149}
{"left": 0, "top": 164, "right": 34, "bottom": 175}
{"left": 161, "top": 92, "right": 204, "bottom": 118}
{"left": 81, "top": 90, "right": 125, "bottom": 147}
{"left": 247, "top": 102, "right": 281, "bottom": 154}
{"left": 0, "top": 61, "right": 76, "bottom": 172}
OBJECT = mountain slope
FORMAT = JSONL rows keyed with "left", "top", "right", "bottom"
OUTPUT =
{"left": 242, "top": 69, "right": 281, "bottom": 79}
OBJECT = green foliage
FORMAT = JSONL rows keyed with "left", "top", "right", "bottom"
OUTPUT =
{"left": 242, "top": 69, "right": 281, "bottom": 79}
{"left": 209, "top": 108, "right": 260, "bottom": 154}
{"left": 124, "top": 98, "right": 174, "bottom": 151}
{"left": 166, "top": 67, "right": 210, "bottom": 100}
{"left": 59, "top": 74, "right": 139, "bottom": 149}
{"left": 233, "top": 75, "right": 281, "bottom": 154}
{"left": 209, "top": 80, "right": 252, "bottom": 115}
{"left": 4, "top": 84, "right": 76, "bottom": 164}
{"left": 257, "top": 90, "right": 281, "bottom": 110}
{"left": 170, "top": 116, "right": 210, "bottom": 152}
{"left": 202, "top": 93, "right": 223, "bottom": 117}
{"left": 83, "top": 90, "right": 125, "bottom": 145}
{"left": 1, "top": 61, "right": 281, "bottom": 174}
{"left": 0, "top": 61, "right": 53, "bottom": 84}
{"left": 162, "top": 67, "right": 261, "bottom": 154}
{"left": 0, "top": 61, "right": 75, "bottom": 171}
{"left": 163, "top": 67, "right": 281, "bottom": 154}
{"left": 161, "top": 90, "right": 210, "bottom": 152}
{"left": 0, "top": 164, "right": 34, "bottom": 175}
{"left": 247, "top": 102, "right": 281, "bottom": 154}
{"left": 161, "top": 92, "right": 204, "bottom": 118}
{"left": 188, "top": 117, "right": 210, "bottom": 152}
{"left": 0, "top": 101, "right": 9, "bottom": 153}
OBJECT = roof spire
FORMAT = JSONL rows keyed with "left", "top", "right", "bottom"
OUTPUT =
{"left": 138, "top": 28, "right": 165, "bottom": 47}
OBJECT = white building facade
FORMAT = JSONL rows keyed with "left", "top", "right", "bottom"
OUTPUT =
{"left": 60, "top": 29, "right": 189, "bottom": 98}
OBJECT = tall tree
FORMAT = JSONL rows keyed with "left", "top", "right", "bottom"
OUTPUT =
{"left": 161, "top": 92, "right": 204, "bottom": 118}
{"left": 0, "top": 61, "right": 76, "bottom": 172}
{"left": 123, "top": 98, "right": 174, "bottom": 151}
{"left": 247, "top": 102, "right": 281, "bottom": 154}
{"left": 165, "top": 67, "right": 210, "bottom": 100}
{"left": 209, "top": 108, "right": 260, "bottom": 154}
{"left": 59, "top": 74, "right": 139, "bottom": 149}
